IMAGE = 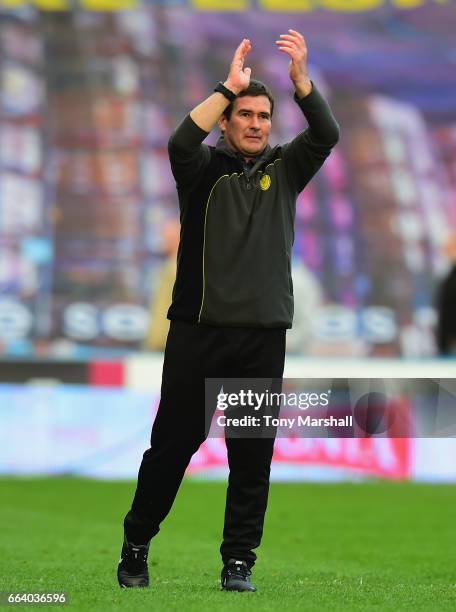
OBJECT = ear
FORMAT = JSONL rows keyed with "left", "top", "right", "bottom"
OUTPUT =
{"left": 218, "top": 114, "right": 227, "bottom": 133}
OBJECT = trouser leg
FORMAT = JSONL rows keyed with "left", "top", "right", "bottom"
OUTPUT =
{"left": 124, "top": 391, "right": 206, "bottom": 543}
{"left": 220, "top": 436, "right": 276, "bottom": 567}
{"left": 219, "top": 328, "right": 286, "bottom": 567}
{"left": 124, "top": 320, "right": 227, "bottom": 544}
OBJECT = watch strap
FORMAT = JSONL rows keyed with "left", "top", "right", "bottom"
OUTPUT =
{"left": 214, "top": 81, "right": 237, "bottom": 102}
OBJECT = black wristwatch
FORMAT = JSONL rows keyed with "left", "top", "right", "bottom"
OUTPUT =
{"left": 214, "top": 81, "right": 237, "bottom": 102}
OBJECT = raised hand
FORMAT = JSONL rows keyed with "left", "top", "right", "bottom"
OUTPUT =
{"left": 275, "top": 29, "right": 312, "bottom": 97}
{"left": 225, "top": 38, "right": 252, "bottom": 95}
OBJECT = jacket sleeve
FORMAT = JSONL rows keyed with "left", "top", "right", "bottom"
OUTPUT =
{"left": 436, "top": 267, "right": 456, "bottom": 355}
{"left": 282, "top": 83, "right": 340, "bottom": 193}
{"left": 168, "top": 114, "right": 212, "bottom": 188}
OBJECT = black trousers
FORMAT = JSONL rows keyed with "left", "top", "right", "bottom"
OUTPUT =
{"left": 123, "top": 319, "right": 286, "bottom": 567}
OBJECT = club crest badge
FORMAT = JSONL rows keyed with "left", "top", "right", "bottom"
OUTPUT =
{"left": 260, "top": 174, "right": 271, "bottom": 191}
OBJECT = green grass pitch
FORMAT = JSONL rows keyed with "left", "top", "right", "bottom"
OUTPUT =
{"left": 1, "top": 477, "right": 455, "bottom": 611}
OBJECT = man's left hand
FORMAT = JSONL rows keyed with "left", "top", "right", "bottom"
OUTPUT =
{"left": 275, "top": 29, "right": 312, "bottom": 98}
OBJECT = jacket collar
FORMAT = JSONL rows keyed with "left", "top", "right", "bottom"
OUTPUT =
{"left": 215, "top": 136, "right": 277, "bottom": 178}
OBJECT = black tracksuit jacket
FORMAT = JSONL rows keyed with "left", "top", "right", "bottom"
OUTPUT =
{"left": 167, "top": 84, "right": 340, "bottom": 329}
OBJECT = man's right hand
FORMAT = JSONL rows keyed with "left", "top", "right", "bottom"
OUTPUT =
{"left": 188, "top": 38, "right": 252, "bottom": 133}
{"left": 224, "top": 39, "right": 252, "bottom": 95}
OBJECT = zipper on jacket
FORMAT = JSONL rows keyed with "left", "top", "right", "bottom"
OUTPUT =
{"left": 245, "top": 173, "right": 252, "bottom": 190}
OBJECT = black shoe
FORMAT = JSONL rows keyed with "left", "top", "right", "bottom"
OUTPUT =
{"left": 117, "top": 535, "right": 150, "bottom": 588}
{"left": 221, "top": 559, "right": 257, "bottom": 592}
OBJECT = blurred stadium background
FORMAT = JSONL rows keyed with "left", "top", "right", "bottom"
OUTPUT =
{"left": 1, "top": 1, "right": 456, "bottom": 608}
{"left": 0, "top": 0, "right": 455, "bottom": 483}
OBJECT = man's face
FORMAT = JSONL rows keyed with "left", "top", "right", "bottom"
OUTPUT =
{"left": 218, "top": 95, "right": 272, "bottom": 159}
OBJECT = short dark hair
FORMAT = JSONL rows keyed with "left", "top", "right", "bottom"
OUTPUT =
{"left": 223, "top": 79, "right": 274, "bottom": 120}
